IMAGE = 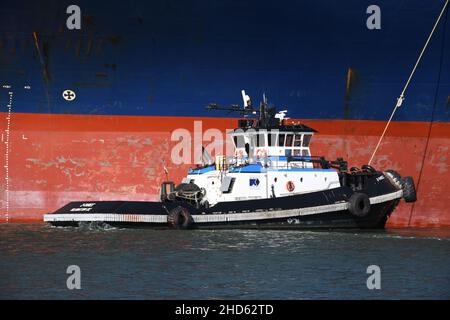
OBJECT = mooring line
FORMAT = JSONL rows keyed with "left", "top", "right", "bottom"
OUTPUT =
{"left": 368, "top": 0, "right": 449, "bottom": 165}
{"left": 409, "top": 4, "right": 449, "bottom": 226}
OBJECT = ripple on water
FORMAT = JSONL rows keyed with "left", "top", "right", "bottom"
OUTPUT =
{"left": 0, "top": 224, "right": 449, "bottom": 299}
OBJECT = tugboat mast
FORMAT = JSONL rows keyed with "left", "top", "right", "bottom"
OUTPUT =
{"left": 206, "top": 90, "right": 279, "bottom": 128}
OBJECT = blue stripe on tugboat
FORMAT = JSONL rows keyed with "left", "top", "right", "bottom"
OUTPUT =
{"left": 188, "top": 165, "right": 216, "bottom": 174}
{"left": 228, "top": 164, "right": 335, "bottom": 173}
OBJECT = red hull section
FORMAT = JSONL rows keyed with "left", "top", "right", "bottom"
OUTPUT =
{"left": 1, "top": 113, "right": 448, "bottom": 227}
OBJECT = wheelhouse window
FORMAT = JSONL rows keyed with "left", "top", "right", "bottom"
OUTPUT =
{"left": 294, "top": 134, "right": 302, "bottom": 147}
{"left": 285, "top": 134, "right": 294, "bottom": 147}
{"left": 302, "top": 134, "right": 312, "bottom": 147}
{"left": 293, "top": 149, "right": 302, "bottom": 156}
{"left": 256, "top": 133, "right": 266, "bottom": 147}
{"left": 278, "top": 134, "right": 285, "bottom": 147}
{"left": 268, "top": 132, "right": 278, "bottom": 146}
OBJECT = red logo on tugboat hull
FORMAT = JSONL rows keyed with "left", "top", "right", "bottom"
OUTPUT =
{"left": 286, "top": 181, "right": 295, "bottom": 192}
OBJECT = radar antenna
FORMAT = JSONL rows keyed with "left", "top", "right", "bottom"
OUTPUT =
{"left": 206, "top": 90, "right": 278, "bottom": 127}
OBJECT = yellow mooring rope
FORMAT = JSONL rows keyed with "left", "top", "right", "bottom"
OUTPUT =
{"left": 368, "top": 0, "right": 449, "bottom": 165}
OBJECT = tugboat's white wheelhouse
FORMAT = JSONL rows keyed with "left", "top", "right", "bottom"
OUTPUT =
{"left": 183, "top": 125, "right": 341, "bottom": 206}
{"left": 179, "top": 91, "right": 343, "bottom": 206}
{"left": 230, "top": 129, "right": 314, "bottom": 167}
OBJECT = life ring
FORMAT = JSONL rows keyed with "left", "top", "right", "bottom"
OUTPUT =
{"left": 286, "top": 181, "right": 295, "bottom": 192}
{"left": 256, "top": 149, "right": 267, "bottom": 158}
{"left": 348, "top": 193, "right": 371, "bottom": 218}
{"left": 167, "top": 206, "right": 193, "bottom": 229}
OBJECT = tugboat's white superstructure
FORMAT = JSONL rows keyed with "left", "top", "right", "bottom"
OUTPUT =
{"left": 180, "top": 92, "right": 340, "bottom": 207}
{"left": 44, "top": 91, "right": 417, "bottom": 230}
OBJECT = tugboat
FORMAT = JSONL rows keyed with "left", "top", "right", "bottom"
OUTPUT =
{"left": 44, "top": 91, "right": 417, "bottom": 229}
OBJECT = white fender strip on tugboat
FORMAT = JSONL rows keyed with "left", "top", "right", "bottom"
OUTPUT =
{"left": 43, "top": 213, "right": 168, "bottom": 223}
{"left": 43, "top": 190, "right": 403, "bottom": 224}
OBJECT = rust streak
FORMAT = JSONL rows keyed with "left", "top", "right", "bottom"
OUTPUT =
{"left": 344, "top": 68, "right": 354, "bottom": 120}
{"left": 86, "top": 38, "right": 93, "bottom": 56}
{"left": 345, "top": 68, "right": 353, "bottom": 97}
{"left": 32, "top": 32, "right": 50, "bottom": 82}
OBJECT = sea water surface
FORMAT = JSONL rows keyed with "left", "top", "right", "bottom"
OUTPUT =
{"left": 0, "top": 223, "right": 449, "bottom": 299}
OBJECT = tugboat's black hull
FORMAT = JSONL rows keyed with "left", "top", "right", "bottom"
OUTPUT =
{"left": 48, "top": 199, "right": 399, "bottom": 230}
{"left": 45, "top": 172, "right": 404, "bottom": 230}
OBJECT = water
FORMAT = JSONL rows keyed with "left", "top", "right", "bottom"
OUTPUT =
{"left": 0, "top": 223, "right": 449, "bottom": 299}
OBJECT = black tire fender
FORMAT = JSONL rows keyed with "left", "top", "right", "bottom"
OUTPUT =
{"left": 167, "top": 206, "right": 193, "bottom": 229}
{"left": 348, "top": 192, "right": 371, "bottom": 218}
{"left": 361, "top": 164, "right": 377, "bottom": 173}
{"left": 384, "top": 170, "right": 404, "bottom": 190}
{"left": 402, "top": 176, "right": 417, "bottom": 203}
